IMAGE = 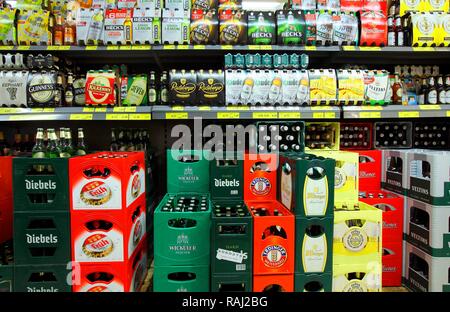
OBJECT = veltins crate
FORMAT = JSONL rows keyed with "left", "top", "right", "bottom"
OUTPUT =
{"left": 13, "top": 157, "right": 69, "bottom": 212}
{"left": 14, "top": 264, "right": 72, "bottom": 292}
{"left": 295, "top": 217, "right": 333, "bottom": 274}
{"left": 244, "top": 153, "right": 277, "bottom": 201}
{"left": 334, "top": 202, "right": 382, "bottom": 265}
{"left": 278, "top": 153, "right": 335, "bottom": 218}
{"left": 403, "top": 241, "right": 450, "bottom": 292}
{"left": 253, "top": 274, "right": 294, "bottom": 292}
{"left": 381, "top": 149, "right": 409, "bottom": 195}
{"left": 167, "top": 149, "right": 211, "bottom": 193}
{"left": 332, "top": 262, "right": 382, "bottom": 292}
{"left": 211, "top": 200, "right": 252, "bottom": 274}
{"left": 305, "top": 122, "right": 340, "bottom": 151}
{"left": 255, "top": 121, "right": 305, "bottom": 153}
{"left": 383, "top": 241, "right": 402, "bottom": 287}
{"left": 153, "top": 265, "right": 210, "bottom": 292}
{"left": 211, "top": 273, "right": 252, "bottom": 292}
{"left": 405, "top": 198, "right": 450, "bottom": 257}
{"left": 210, "top": 152, "right": 244, "bottom": 200}
{"left": 154, "top": 193, "right": 211, "bottom": 266}
{"left": 0, "top": 264, "right": 13, "bottom": 292}
{"left": 14, "top": 211, "right": 70, "bottom": 265}
{"left": 406, "top": 150, "right": 450, "bottom": 206}
{"left": 355, "top": 149, "right": 382, "bottom": 191}
{"left": 294, "top": 273, "right": 332, "bottom": 292}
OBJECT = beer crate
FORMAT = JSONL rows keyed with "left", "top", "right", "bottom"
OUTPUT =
{"left": 406, "top": 150, "right": 450, "bottom": 206}
{"left": 294, "top": 273, "right": 332, "bottom": 292}
{"left": 167, "top": 149, "right": 211, "bottom": 194}
{"left": 244, "top": 153, "right": 278, "bottom": 201}
{"left": 0, "top": 157, "right": 12, "bottom": 194}
{"left": 359, "top": 190, "right": 404, "bottom": 243}
{"left": 278, "top": 153, "right": 335, "bottom": 218}
{"left": 154, "top": 193, "right": 211, "bottom": 266}
{"left": 334, "top": 202, "right": 382, "bottom": 265}
{"left": 255, "top": 121, "right": 305, "bottom": 153}
{"left": 332, "top": 263, "right": 382, "bottom": 292}
{"left": 73, "top": 237, "right": 148, "bottom": 292}
{"left": 247, "top": 200, "right": 295, "bottom": 275}
{"left": 253, "top": 273, "right": 294, "bottom": 292}
{"left": 313, "top": 151, "right": 359, "bottom": 203}
{"left": 14, "top": 211, "right": 70, "bottom": 265}
{"left": 0, "top": 241, "right": 13, "bottom": 292}
{"left": 211, "top": 200, "right": 252, "bottom": 274}
{"left": 382, "top": 241, "right": 402, "bottom": 287}
{"left": 355, "top": 149, "right": 382, "bottom": 191}
{"left": 305, "top": 122, "right": 340, "bottom": 151}
{"left": 374, "top": 122, "right": 413, "bottom": 149}
{"left": 210, "top": 152, "right": 244, "bottom": 200}
{"left": 69, "top": 152, "right": 146, "bottom": 211}
{"left": 211, "top": 273, "right": 252, "bottom": 292}
{"left": 381, "top": 149, "right": 409, "bottom": 195}
{"left": 295, "top": 217, "right": 333, "bottom": 274}
{"left": 404, "top": 198, "right": 450, "bottom": 257}
{"left": 403, "top": 241, "right": 450, "bottom": 292}
{"left": 13, "top": 157, "right": 69, "bottom": 212}
{"left": 71, "top": 197, "right": 147, "bottom": 263}
{"left": 14, "top": 264, "right": 72, "bottom": 292}
{"left": 340, "top": 123, "right": 372, "bottom": 150}
{"left": 0, "top": 196, "right": 13, "bottom": 244}
{"left": 153, "top": 265, "right": 210, "bottom": 292}
{"left": 413, "top": 122, "right": 450, "bottom": 150}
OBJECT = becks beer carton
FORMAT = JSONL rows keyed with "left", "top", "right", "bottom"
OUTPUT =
{"left": 132, "top": 8, "right": 161, "bottom": 44}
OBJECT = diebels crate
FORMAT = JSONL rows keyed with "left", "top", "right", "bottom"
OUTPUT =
{"left": 14, "top": 264, "right": 72, "bottom": 292}
{"left": 71, "top": 197, "right": 147, "bottom": 263}
{"left": 305, "top": 122, "right": 340, "bottom": 151}
{"left": 406, "top": 150, "right": 450, "bottom": 206}
{"left": 253, "top": 274, "right": 294, "bottom": 292}
{"left": 153, "top": 265, "right": 210, "bottom": 292}
{"left": 332, "top": 263, "right": 382, "bottom": 292}
{"left": 211, "top": 273, "right": 252, "bottom": 292}
{"left": 359, "top": 190, "right": 404, "bottom": 243}
{"left": 154, "top": 193, "right": 211, "bottom": 266}
{"left": 294, "top": 273, "right": 332, "bottom": 292}
{"left": 0, "top": 264, "right": 13, "bottom": 292}
{"left": 374, "top": 122, "right": 413, "bottom": 149}
{"left": 69, "top": 152, "right": 146, "bottom": 211}
{"left": 382, "top": 241, "right": 402, "bottom": 287}
{"left": 211, "top": 201, "right": 252, "bottom": 274}
{"left": 278, "top": 153, "right": 335, "bottom": 218}
{"left": 413, "top": 122, "right": 450, "bottom": 150}
{"left": 355, "top": 150, "right": 382, "bottom": 191}
{"left": 313, "top": 151, "right": 359, "bottom": 203}
{"left": 244, "top": 153, "right": 277, "bottom": 201}
{"left": 334, "top": 202, "right": 382, "bottom": 265}
{"left": 405, "top": 198, "right": 450, "bottom": 257}
{"left": 246, "top": 200, "right": 294, "bottom": 275}
{"left": 381, "top": 149, "right": 409, "bottom": 195}
{"left": 295, "top": 217, "right": 333, "bottom": 274}
{"left": 340, "top": 123, "right": 372, "bottom": 150}
{"left": 403, "top": 241, "right": 450, "bottom": 292}
{"left": 73, "top": 237, "right": 148, "bottom": 292}
{"left": 167, "top": 149, "right": 211, "bottom": 193}
{"left": 0, "top": 156, "right": 13, "bottom": 243}
{"left": 255, "top": 121, "right": 305, "bottom": 153}
{"left": 14, "top": 211, "right": 70, "bottom": 265}
{"left": 210, "top": 152, "right": 243, "bottom": 200}
{"left": 13, "top": 158, "right": 69, "bottom": 212}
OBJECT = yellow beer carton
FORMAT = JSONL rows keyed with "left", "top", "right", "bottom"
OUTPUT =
{"left": 437, "top": 13, "right": 450, "bottom": 47}
{"left": 400, "top": 0, "right": 423, "bottom": 16}
{"left": 422, "top": 0, "right": 449, "bottom": 13}
{"left": 17, "top": 10, "right": 52, "bottom": 45}
{"left": 333, "top": 262, "right": 382, "bottom": 292}
{"left": 0, "top": 8, "right": 17, "bottom": 45}
{"left": 411, "top": 12, "right": 440, "bottom": 47}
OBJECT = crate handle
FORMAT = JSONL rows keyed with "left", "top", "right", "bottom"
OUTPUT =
{"left": 83, "top": 166, "right": 111, "bottom": 178}
{"left": 86, "top": 272, "right": 114, "bottom": 283}
{"left": 85, "top": 220, "right": 113, "bottom": 231}
{"left": 359, "top": 155, "right": 375, "bottom": 163}
{"left": 218, "top": 224, "right": 246, "bottom": 235}
{"left": 167, "top": 218, "right": 197, "bottom": 228}
{"left": 218, "top": 283, "right": 246, "bottom": 292}
{"left": 167, "top": 272, "right": 196, "bottom": 282}
{"left": 177, "top": 154, "right": 200, "bottom": 163}
{"left": 132, "top": 248, "right": 144, "bottom": 270}
{"left": 383, "top": 248, "right": 396, "bottom": 257}
{"left": 216, "top": 159, "right": 238, "bottom": 167}
{"left": 262, "top": 284, "right": 285, "bottom": 292}
{"left": 131, "top": 205, "right": 143, "bottom": 223}
{"left": 387, "top": 156, "right": 403, "bottom": 174}
{"left": 261, "top": 225, "right": 287, "bottom": 240}
{"left": 130, "top": 161, "right": 140, "bottom": 174}
{"left": 373, "top": 203, "right": 396, "bottom": 212}
{"left": 344, "top": 272, "right": 366, "bottom": 281}
{"left": 409, "top": 206, "right": 429, "bottom": 230}
{"left": 250, "top": 161, "right": 271, "bottom": 173}
{"left": 304, "top": 281, "right": 324, "bottom": 292}
{"left": 306, "top": 166, "right": 326, "bottom": 180}
{"left": 28, "top": 272, "right": 57, "bottom": 282}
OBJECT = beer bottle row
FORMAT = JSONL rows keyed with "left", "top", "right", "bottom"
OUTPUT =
{"left": 31, "top": 127, "right": 87, "bottom": 160}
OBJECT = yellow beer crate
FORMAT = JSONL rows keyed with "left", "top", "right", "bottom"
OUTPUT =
{"left": 333, "top": 262, "right": 382, "bottom": 292}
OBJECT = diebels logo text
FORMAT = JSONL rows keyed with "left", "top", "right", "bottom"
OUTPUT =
{"left": 250, "top": 177, "right": 271, "bottom": 196}
{"left": 26, "top": 234, "right": 58, "bottom": 244}
{"left": 261, "top": 245, "right": 287, "bottom": 268}
{"left": 214, "top": 178, "right": 240, "bottom": 187}
{"left": 25, "top": 179, "right": 56, "bottom": 190}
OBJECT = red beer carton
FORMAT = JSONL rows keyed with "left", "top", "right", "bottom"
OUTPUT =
{"left": 360, "top": 10, "right": 387, "bottom": 47}
{"left": 382, "top": 241, "right": 402, "bottom": 287}
{"left": 356, "top": 149, "right": 382, "bottom": 191}
{"left": 341, "top": 0, "right": 363, "bottom": 12}
{"left": 363, "top": 0, "right": 387, "bottom": 14}
{"left": 0, "top": 156, "right": 13, "bottom": 243}
{"left": 69, "top": 152, "right": 146, "bottom": 211}
{"left": 244, "top": 153, "right": 277, "bottom": 201}
{"left": 85, "top": 70, "right": 117, "bottom": 106}
{"left": 253, "top": 274, "right": 294, "bottom": 292}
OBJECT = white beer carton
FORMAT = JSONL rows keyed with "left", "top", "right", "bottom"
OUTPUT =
{"left": 76, "top": 8, "right": 105, "bottom": 45}
{"left": 137, "top": 0, "right": 163, "bottom": 9}
{"left": 162, "top": 9, "right": 190, "bottom": 44}
{"left": 280, "top": 69, "right": 309, "bottom": 106}
{"left": 133, "top": 8, "right": 161, "bottom": 44}
{"left": 0, "top": 70, "right": 29, "bottom": 107}
{"left": 165, "top": 0, "right": 190, "bottom": 10}
{"left": 104, "top": 9, "right": 133, "bottom": 45}
{"left": 225, "top": 69, "right": 250, "bottom": 105}
{"left": 381, "top": 149, "right": 410, "bottom": 195}
{"left": 249, "top": 69, "right": 272, "bottom": 105}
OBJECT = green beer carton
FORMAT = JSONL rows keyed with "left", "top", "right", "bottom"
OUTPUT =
{"left": 154, "top": 265, "right": 210, "bottom": 292}
{"left": 210, "top": 152, "right": 243, "bottom": 200}
{"left": 211, "top": 272, "right": 252, "bottom": 292}
{"left": 276, "top": 10, "right": 306, "bottom": 45}
{"left": 247, "top": 11, "right": 276, "bottom": 45}
{"left": 123, "top": 74, "right": 148, "bottom": 106}
{"left": 14, "top": 264, "right": 72, "bottom": 292}
{"left": 295, "top": 273, "right": 332, "bottom": 292}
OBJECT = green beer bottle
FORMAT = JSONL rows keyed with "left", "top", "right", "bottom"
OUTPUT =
{"left": 32, "top": 128, "right": 46, "bottom": 173}
{"left": 46, "top": 129, "right": 61, "bottom": 158}
{"left": 64, "top": 128, "right": 75, "bottom": 156}
{"left": 75, "top": 128, "right": 87, "bottom": 156}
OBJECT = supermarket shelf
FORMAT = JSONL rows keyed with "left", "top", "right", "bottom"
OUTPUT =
{"left": 342, "top": 105, "right": 450, "bottom": 119}
{"left": 151, "top": 105, "right": 341, "bottom": 120}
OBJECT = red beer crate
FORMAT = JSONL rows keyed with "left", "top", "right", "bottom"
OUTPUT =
{"left": 246, "top": 200, "right": 294, "bottom": 275}
{"left": 253, "top": 274, "right": 294, "bottom": 292}
{"left": 382, "top": 241, "right": 402, "bottom": 287}
{"left": 0, "top": 157, "right": 13, "bottom": 244}
{"left": 244, "top": 154, "right": 277, "bottom": 201}
{"left": 356, "top": 150, "right": 382, "bottom": 191}
{"left": 71, "top": 197, "right": 146, "bottom": 263}
{"left": 359, "top": 190, "right": 403, "bottom": 243}
{"left": 73, "top": 236, "right": 148, "bottom": 292}
{"left": 69, "top": 152, "right": 146, "bottom": 211}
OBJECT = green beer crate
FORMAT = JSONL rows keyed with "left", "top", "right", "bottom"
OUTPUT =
{"left": 166, "top": 149, "right": 211, "bottom": 193}
{"left": 13, "top": 158, "right": 69, "bottom": 212}
{"left": 0, "top": 264, "right": 13, "bottom": 292}
{"left": 278, "top": 153, "right": 335, "bottom": 218}
{"left": 211, "top": 273, "right": 252, "bottom": 292}
{"left": 211, "top": 201, "right": 252, "bottom": 274}
{"left": 295, "top": 216, "right": 333, "bottom": 274}
{"left": 153, "top": 265, "right": 210, "bottom": 292}
{"left": 294, "top": 273, "right": 332, "bottom": 292}
{"left": 154, "top": 193, "right": 211, "bottom": 266}
{"left": 210, "top": 152, "right": 244, "bottom": 200}
{"left": 13, "top": 211, "right": 71, "bottom": 265}
{"left": 14, "top": 264, "right": 71, "bottom": 292}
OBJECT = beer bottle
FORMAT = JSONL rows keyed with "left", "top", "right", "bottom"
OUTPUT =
{"left": 23, "top": 134, "right": 31, "bottom": 152}
{"left": 436, "top": 76, "right": 446, "bottom": 105}
{"left": 110, "top": 128, "right": 119, "bottom": 151}
{"left": 58, "top": 127, "right": 66, "bottom": 150}
{"left": 118, "top": 129, "right": 127, "bottom": 151}
{"left": 425, "top": 77, "right": 437, "bottom": 104}
{"left": 55, "top": 74, "right": 64, "bottom": 107}
{"left": 160, "top": 71, "right": 168, "bottom": 105}
{"left": 127, "top": 130, "right": 135, "bottom": 151}
{"left": 64, "top": 128, "right": 74, "bottom": 156}
{"left": 445, "top": 75, "right": 450, "bottom": 104}
{"left": 124, "top": 14, "right": 132, "bottom": 44}
{"left": 403, "top": 18, "right": 410, "bottom": 46}
{"left": 64, "top": 17, "right": 76, "bottom": 46}
{"left": 387, "top": 16, "right": 395, "bottom": 46}
{"left": 395, "top": 16, "right": 403, "bottom": 46}
{"left": 12, "top": 134, "right": 22, "bottom": 156}
{"left": 0, "top": 131, "right": 9, "bottom": 156}
{"left": 65, "top": 73, "right": 75, "bottom": 106}
{"left": 53, "top": 15, "right": 64, "bottom": 46}
{"left": 392, "top": 73, "right": 402, "bottom": 105}
{"left": 148, "top": 71, "right": 157, "bottom": 105}
{"left": 75, "top": 128, "right": 87, "bottom": 155}
{"left": 418, "top": 78, "right": 427, "bottom": 105}
{"left": 46, "top": 129, "right": 61, "bottom": 158}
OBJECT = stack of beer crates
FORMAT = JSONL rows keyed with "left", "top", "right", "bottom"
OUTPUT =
{"left": 69, "top": 152, "right": 148, "bottom": 292}
{"left": 13, "top": 157, "right": 72, "bottom": 292}
{"left": 0, "top": 156, "right": 13, "bottom": 292}
{"left": 153, "top": 149, "right": 211, "bottom": 292}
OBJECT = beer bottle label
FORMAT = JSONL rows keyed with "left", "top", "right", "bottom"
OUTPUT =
{"left": 446, "top": 90, "right": 450, "bottom": 104}
{"left": 148, "top": 88, "right": 157, "bottom": 103}
{"left": 303, "top": 175, "right": 328, "bottom": 216}
{"left": 428, "top": 90, "right": 437, "bottom": 104}
{"left": 124, "top": 77, "right": 147, "bottom": 105}
{"left": 302, "top": 233, "right": 327, "bottom": 273}
{"left": 280, "top": 166, "right": 292, "bottom": 211}
{"left": 438, "top": 90, "right": 446, "bottom": 104}
{"left": 65, "top": 90, "right": 74, "bottom": 104}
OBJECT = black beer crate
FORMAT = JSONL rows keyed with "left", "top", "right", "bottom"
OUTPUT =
{"left": 412, "top": 122, "right": 450, "bottom": 150}
{"left": 211, "top": 273, "right": 252, "bottom": 292}
{"left": 294, "top": 272, "right": 332, "bottom": 292}
{"left": 340, "top": 122, "right": 373, "bottom": 150}
{"left": 14, "top": 264, "right": 72, "bottom": 292}
{"left": 256, "top": 121, "right": 305, "bottom": 153}
{"left": 374, "top": 122, "right": 413, "bottom": 149}
{"left": 13, "top": 158, "right": 69, "bottom": 212}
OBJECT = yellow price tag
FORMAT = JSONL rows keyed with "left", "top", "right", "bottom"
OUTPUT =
{"left": 17, "top": 46, "right": 30, "bottom": 50}
{"left": 413, "top": 47, "right": 434, "bottom": 52}
{"left": 177, "top": 45, "right": 189, "bottom": 50}
{"left": 324, "top": 112, "right": 336, "bottom": 118}
{"left": 446, "top": 111, "right": 450, "bottom": 117}
{"left": 419, "top": 105, "right": 441, "bottom": 110}
{"left": 313, "top": 112, "right": 325, "bottom": 118}
{"left": 362, "top": 106, "right": 383, "bottom": 110}
{"left": 70, "top": 114, "right": 93, "bottom": 120}
{"left": 0, "top": 108, "right": 20, "bottom": 114}
{"left": 119, "top": 46, "right": 132, "bottom": 50}
{"left": 107, "top": 46, "right": 119, "bottom": 50}
{"left": 106, "top": 113, "right": 129, "bottom": 120}
{"left": 221, "top": 45, "right": 233, "bottom": 50}
{"left": 124, "top": 107, "right": 137, "bottom": 112}
{"left": 59, "top": 46, "right": 71, "bottom": 50}
{"left": 360, "top": 112, "right": 381, "bottom": 118}
{"left": 342, "top": 46, "right": 356, "bottom": 51}
{"left": 248, "top": 45, "right": 272, "bottom": 50}
{"left": 129, "top": 113, "right": 151, "bottom": 120}
{"left": 43, "top": 108, "right": 55, "bottom": 112}
{"left": 47, "top": 46, "right": 59, "bottom": 50}
{"left": 398, "top": 111, "right": 420, "bottom": 118}
{"left": 9, "top": 115, "right": 33, "bottom": 121}
{"left": 31, "top": 108, "right": 43, "bottom": 113}
{"left": 166, "top": 112, "right": 188, "bottom": 119}
{"left": 305, "top": 46, "right": 316, "bottom": 51}
{"left": 278, "top": 112, "right": 301, "bottom": 119}
{"left": 252, "top": 112, "right": 277, "bottom": 119}
{"left": 198, "top": 106, "right": 211, "bottom": 111}
{"left": 227, "top": 106, "right": 249, "bottom": 111}
{"left": 172, "top": 106, "right": 185, "bottom": 111}
{"left": 217, "top": 112, "right": 240, "bottom": 119}
{"left": 194, "top": 45, "right": 206, "bottom": 50}
{"left": 359, "top": 47, "right": 381, "bottom": 51}
{"left": 113, "top": 107, "right": 126, "bottom": 112}
{"left": 85, "top": 46, "right": 98, "bottom": 50}
{"left": 132, "top": 45, "right": 151, "bottom": 50}
{"left": 164, "top": 45, "right": 175, "bottom": 50}
{"left": 0, "top": 46, "right": 14, "bottom": 50}
{"left": 311, "top": 106, "right": 333, "bottom": 110}
{"left": 95, "top": 107, "right": 107, "bottom": 112}
{"left": 83, "top": 107, "right": 95, "bottom": 112}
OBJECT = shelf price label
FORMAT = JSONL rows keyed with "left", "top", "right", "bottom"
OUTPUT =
{"left": 70, "top": 114, "right": 93, "bottom": 120}
{"left": 359, "top": 112, "right": 381, "bottom": 118}
{"left": 31, "top": 108, "right": 43, "bottom": 113}
{"left": 177, "top": 45, "right": 189, "bottom": 50}
{"left": 132, "top": 45, "right": 151, "bottom": 50}
{"left": 9, "top": 115, "right": 34, "bottom": 121}
{"left": 324, "top": 112, "right": 336, "bottom": 118}
{"left": 95, "top": 107, "right": 107, "bottom": 112}
{"left": 119, "top": 46, "right": 132, "bottom": 50}
{"left": 278, "top": 112, "right": 301, "bottom": 119}
{"left": 312, "top": 112, "right": 325, "bottom": 118}
{"left": 17, "top": 46, "right": 30, "bottom": 50}
{"left": 165, "top": 112, "right": 188, "bottom": 119}
{"left": 398, "top": 111, "right": 419, "bottom": 118}
{"left": 361, "top": 106, "right": 383, "bottom": 110}
{"left": 221, "top": 45, "right": 233, "bottom": 50}
{"left": 106, "top": 46, "right": 119, "bottom": 50}
{"left": 342, "top": 46, "right": 356, "bottom": 51}
{"left": 0, "top": 46, "right": 14, "bottom": 50}
{"left": 419, "top": 105, "right": 441, "bottom": 110}
{"left": 248, "top": 45, "right": 272, "bottom": 50}
{"left": 106, "top": 113, "right": 129, "bottom": 120}
{"left": 447, "top": 111, "right": 450, "bottom": 117}
{"left": 252, "top": 112, "right": 277, "bottom": 119}
{"left": 305, "top": 46, "right": 316, "bottom": 51}
{"left": 198, "top": 106, "right": 211, "bottom": 111}
{"left": 113, "top": 107, "right": 126, "bottom": 112}
{"left": 172, "top": 106, "right": 184, "bottom": 111}
{"left": 43, "top": 108, "right": 55, "bottom": 112}
{"left": 359, "top": 47, "right": 381, "bottom": 51}
{"left": 0, "top": 108, "right": 20, "bottom": 114}
{"left": 83, "top": 107, "right": 95, "bottom": 112}
{"left": 227, "top": 106, "right": 249, "bottom": 111}
{"left": 413, "top": 47, "right": 434, "bottom": 52}
{"left": 124, "top": 107, "right": 137, "bottom": 112}
{"left": 193, "top": 45, "right": 206, "bottom": 50}
{"left": 217, "top": 112, "right": 239, "bottom": 119}
{"left": 129, "top": 113, "right": 151, "bottom": 120}
{"left": 164, "top": 45, "right": 175, "bottom": 50}
{"left": 311, "top": 106, "right": 334, "bottom": 110}
{"left": 85, "top": 46, "right": 98, "bottom": 50}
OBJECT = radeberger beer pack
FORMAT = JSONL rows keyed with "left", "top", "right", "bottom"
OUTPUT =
{"left": 276, "top": 10, "right": 306, "bottom": 45}
{"left": 219, "top": 9, "right": 247, "bottom": 45}
{"left": 247, "top": 11, "right": 276, "bottom": 45}
{"left": 190, "top": 9, "right": 219, "bottom": 44}
{"left": 168, "top": 69, "right": 197, "bottom": 105}
{"left": 76, "top": 8, "right": 105, "bottom": 45}
{"left": 132, "top": 8, "right": 161, "bottom": 45}
{"left": 17, "top": 10, "right": 52, "bottom": 45}
{"left": 0, "top": 8, "right": 17, "bottom": 45}
{"left": 197, "top": 69, "right": 225, "bottom": 105}
{"left": 162, "top": 8, "right": 190, "bottom": 44}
